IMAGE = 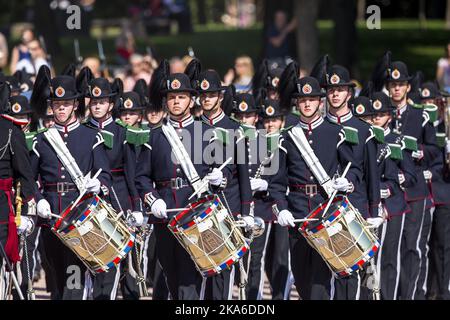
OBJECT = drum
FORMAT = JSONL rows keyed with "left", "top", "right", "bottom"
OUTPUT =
{"left": 300, "top": 195, "right": 379, "bottom": 277}
{"left": 168, "top": 194, "right": 249, "bottom": 277}
{"left": 52, "top": 193, "right": 135, "bottom": 274}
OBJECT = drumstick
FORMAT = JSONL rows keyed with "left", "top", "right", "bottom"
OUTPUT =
{"left": 320, "top": 162, "right": 352, "bottom": 219}
{"left": 49, "top": 213, "right": 63, "bottom": 220}
{"left": 188, "top": 157, "right": 233, "bottom": 201}
{"left": 273, "top": 218, "right": 319, "bottom": 224}
{"left": 165, "top": 208, "right": 190, "bottom": 213}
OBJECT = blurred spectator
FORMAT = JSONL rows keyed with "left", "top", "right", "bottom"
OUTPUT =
{"left": 0, "top": 32, "right": 8, "bottom": 69}
{"left": 116, "top": 28, "right": 136, "bottom": 66}
{"left": 265, "top": 10, "right": 296, "bottom": 60}
{"left": 10, "top": 27, "right": 35, "bottom": 74}
{"left": 15, "top": 39, "right": 50, "bottom": 75}
{"left": 124, "top": 54, "right": 152, "bottom": 91}
{"left": 437, "top": 42, "right": 450, "bottom": 93}
{"left": 163, "top": 0, "right": 193, "bottom": 33}
{"left": 82, "top": 57, "right": 102, "bottom": 78}
{"left": 224, "top": 55, "right": 254, "bottom": 92}
{"left": 170, "top": 56, "right": 186, "bottom": 73}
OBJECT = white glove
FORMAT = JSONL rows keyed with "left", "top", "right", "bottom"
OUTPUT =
{"left": 250, "top": 178, "right": 268, "bottom": 192}
{"left": 37, "top": 199, "right": 51, "bottom": 219}
{"left": 412, "top": 150, "right": 424, "bottom": 160}
{"left": 446, "top": 140, "right": 450, "bottom": 154}
{"left": 277, "top": 210, "right": 295, "bottom": 227}
{"left": 241, "top": 215, "right": 255, "bottom": 232}
{"left": 85, "top": 178, "right": 101, "bottom": 194}
{"left": 380, "top": 188, "right": 391, "bottom": 199}
{"left": 127, "top": 211, "right": 144, "bottom": 227}
{"left": 27, "top": 199, "right": 36, "bottom": 216}
{"left": 150, "top": 199, "right": 167, "bottom": 219}
{"left": 398, "top": 172, "right": 405, "bottom": 185}
{"left": 17, "top": 216, "right": 33, "bottom": 235}
{"left": 366, "top": 217, "right": 384, "bottom": 229}
{"left": 423, "top": 170, "right": 432, "bottom": 180}
{"left": 206, "top": 168, "right": 224, "bottom": 186}
{"left": 332, "top": 177, "right": 351, "bottom": 192}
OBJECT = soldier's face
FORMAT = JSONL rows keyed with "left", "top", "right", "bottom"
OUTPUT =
{"left": 120, "top": 110, "right": 142, "bottom": 127}
{"left": 326, "top": 86, "right": 351, "bottom": 109}
{"left": 296, "top": 96, "right": 321, "bottom": 118}
{"left": 263, "top": 117, "right": 283, "bottom": 133}
{"left": 166, "top": 92, "right": 193, "bottom": 118}
{"left": 372, "top": 112, "right": 391, "bottom": 128}
{"left": 146, "top": 110, "right": 166, "bottom": 125}
{"left": 267, "top": 89, "right": 279, "bottom": 100}
{"left": 422, "top": 98, "right": 435, "bottom": 105}
{"left": 387, "top": 81, "right": 410, "bottom": 103}
{"left": 199, "top": 92, "right": 223, "bottom": 111}
{"left": 359, "top": 115, "right": 373, "bottom": 125}
{"left": 89, "top": 98, "right": 113, "bottom": 119}
{"left": 51, "top": 100, "right": 77, "bottom": 124}
{"left": 235, "top": 112, "right": 258, "bottom": 126}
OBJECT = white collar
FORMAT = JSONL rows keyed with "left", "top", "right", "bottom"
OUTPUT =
{"left": 384, "top": 127, "right": 391, "bottom": 136}
{"left": 397, "top": 104, "right": 408, "bottom": 115}
{"left": 89, "top": 116, "right": 113, "bottom": 129}
{"left": 326, "top": 111, "right": 353, "bottom": 124}
{"left": 298, "top": 116, "right": 324, "bottom": 131}
{"left": 54, "top": 120, "right": 80, "bottom": 133}
{"left": 201, "top": 110, "right": 225, "bottom": 126}
{"left": 168, "top": 115, "right": 194, "bottom": 128}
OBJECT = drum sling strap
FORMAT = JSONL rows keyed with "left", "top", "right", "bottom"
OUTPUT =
{"left": 288, "top": 125, "right": 334, "bottom": 197}
{"left": 43, "top": 128, "right": 86, "bottom": 192}
{"left": 161, "top": 122, "right": 209, "bottom": 195}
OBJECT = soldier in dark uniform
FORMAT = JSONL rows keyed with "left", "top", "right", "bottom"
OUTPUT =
{"left": 352, "top": 92, "right": 417, "bottom": 300}
{"left": 0, "top": 82, "right": 37, "bottom": 299}
{"left": 234, "top": 96, "right": 293, "bottom": 299}
{"left": 269, "top": 76, "right": 362, "bottom": 300}
{"left": 418, "top": 82, "right": 450, "bottom": 299}
{"left": 324, "top": 65, "right": 381, "bottom": 299}
{"left": 30, "top": 74, "right": 112, "bottom": 300}
{"left": 135, "top": 72, "right": 238, "bottom": 300}
{"left": 196, "top": 69, "right": 254, "bottom": 300}
{"left": 385, "top": 61, "right": 440, "bottom": 300}
{"left": 84, "top": 78, "right": 144, "bottom": 300}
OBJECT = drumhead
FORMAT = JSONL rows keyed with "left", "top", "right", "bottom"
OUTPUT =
{"left": 54, "top": 194, "right": 96, "bottom": 232}
{"left": 172, "top": 195, "right": 216, "bottom": 227}
{"left": 303, "top": 196, "right": 345, "bottom": 231}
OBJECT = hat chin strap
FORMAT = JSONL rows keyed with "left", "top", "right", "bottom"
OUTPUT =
{"left": 299, "top": 104, "right": 320, "bottom": 120}
{"left": 55, "top": 108, "right": 77, "bottom": 127}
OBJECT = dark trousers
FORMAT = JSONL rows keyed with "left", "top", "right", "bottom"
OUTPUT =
{"left": 204, "top": 267, "right": 234, "bottom": 300}
{"left": 153, "top": 223, "right": 204, "bottom": 300}
{"left": 289, "top": 229, "right": 331, "bottom": 300}
{"left": 265, "top": 223, "right": 292, "bottom": 300}
{"left": 415, "top": 204, "right": 434, "bottom": 300}
{"left": 377, "top": 214, "right": 405, "bottom": 300}
{"left": 146, "top": 230, "right": 170, "bottom": 300}
{"left": 399, "top": 199, "right": 426, "bottom": 300}
{"left": 91, "top": 265, "right": 121, "bottom": 300}
{"left": 428, "top": 204, "right": 450, "bottom": 300}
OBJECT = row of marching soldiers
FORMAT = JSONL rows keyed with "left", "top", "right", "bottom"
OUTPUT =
{"left": 0, "top": 49, "right": 449, "bottom": 300}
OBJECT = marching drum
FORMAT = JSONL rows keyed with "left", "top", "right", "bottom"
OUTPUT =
{"left": 168, "top": 194, "right": 249, "bottom": 277}
{"left": 300, "top": 195, "right": 380, "bottom": 277}
{"left": 52, "top": 193, "right": 135, "bottom": 274}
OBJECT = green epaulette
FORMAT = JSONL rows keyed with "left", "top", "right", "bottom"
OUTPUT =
{"left": 126, "top": 126, "right": 150, "bottom": 146}
{"left": 266, "top": 132, "right": 281, "bottom": 153}
{"left": 241, "top": 124, "right": 257, "bottom": 140}
{"left": 101, "top": 130, "right": 114, "bottom": 149}
{"left": 291, "top": 110, "right": 301, "bottom": 117}
{"left": 371, "top": 125, "right": 385, "bottom": 144}
{"left": 343, "top": 126, "right": 359, "bottom": 145}
{"left": 25, "top": 127, "right": 48, "bottom": 151}
{"left": 388, "top": 143, "right": 403, "bottom": 160}
{"left": 436, "top": 132, "right": 447, "bottom": 148}
{"left": 115, "top": 118, "right": 128, "bottom": 128}
{"left": 402, "top": 135, "right": 418, "bottom": 152}
{"left": 281, "top": 125, "right": 293, "bottom": 133}
{"left": 213, "top": 127, "right": 230, "bottom": 146}
{"left": 423, "top": 104, "right": 438, "bottom": 123}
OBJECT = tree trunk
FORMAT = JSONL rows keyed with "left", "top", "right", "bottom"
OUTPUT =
{"left": 196, "top": 0, "right": 207, "bottom": 25}
{"left": 357, "top": 0, "right": 366, "bottom": 22}
{"left": 446, "top": 0, "right": 450, "bottom": 29}
{"left": 294, "top": 0, "right": 319, "bottom": 73}
{"left": 332, "top": 0, "right": 358, "bottom": 78}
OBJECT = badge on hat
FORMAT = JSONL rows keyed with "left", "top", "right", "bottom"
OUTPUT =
{"left": 92, "top": 86, "right": 102, "bottom": 97}
{"left": 330, "top": 74, "right": 340, "bottom": 85}
{"left": 238, "top": 101, "right": 248, "bottom": 112}
{"left": 271, "top": 77, "right": 280, "bottom": 88}
{"left": 302, "top": 83, "right": 312, "bottom": 94}
{"left": 265, "top": 105, "right": 275, "bottom": 116}
{"left": 11, "top": 103, "right": 21, "bottom": 114}
{"left": 124, "top": 98, "right": 133, "bottom": 109}
{"left": 200, "top": 79, "right": 210, "bottom": 91}
{"left": 391, "top": 69, "right": 401, "bottom": 80}
{"left": 355, "top": 104, "right": 365, "bottom": 115}
{"left": 421, "top": 88, "right": 430, "bottom": 98}
{"left": 171, "top": 79, "right": 181, "bottom": 90}
{"left": 55, "top": 86, "right": 65, "bottom": 98}
{"left": 373, "top": 100, "right": 382, "bottom": 110}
